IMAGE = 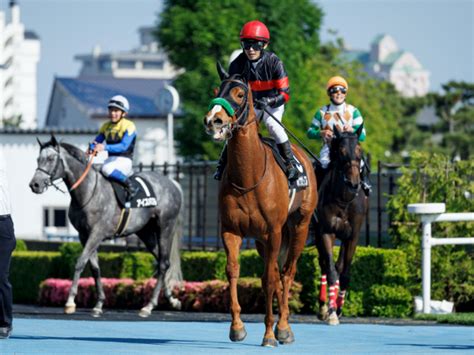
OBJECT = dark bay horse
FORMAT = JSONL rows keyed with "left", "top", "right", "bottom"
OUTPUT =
{"left": 204, "top": 68, "right": 317, "bottom": 347}
{"left": 29, "top": 136, "right": 183, "bottom": 317}
{"left": 315, "top": 126, "right": 368, "bottom": 325}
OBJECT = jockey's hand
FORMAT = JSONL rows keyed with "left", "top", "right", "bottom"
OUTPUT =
{"left": 321, "top": 129, "right": 333, "bottom": 143}
{"left": 343, "top": 125, "right": 354, "bottom": 133}
{"left": 255, "top": 97, "right": 276, "bottom": 109}
{"left": 95, "top": 143, "right": 105, "bottom": 152}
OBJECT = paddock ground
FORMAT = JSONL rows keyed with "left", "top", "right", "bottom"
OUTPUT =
{"left": 0, "top": 305, "right": 472, "bottom": 354}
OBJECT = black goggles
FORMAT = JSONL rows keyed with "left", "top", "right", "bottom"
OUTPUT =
{"left": 241, "top": 40, "right": 265, "bottom": 51}
{"left": 108, "top": 100, "right": 125, "bottom": 109}
{"left": 328, "top": 86, "right": 347, "bottom": 95}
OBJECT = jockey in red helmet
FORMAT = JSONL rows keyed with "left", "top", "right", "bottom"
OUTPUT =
{"left": 214, "top": 20, "right": 301, "bottom": 182}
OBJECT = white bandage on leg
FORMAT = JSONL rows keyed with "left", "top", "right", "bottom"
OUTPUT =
{"left": 319, "top": 144, "right": 330, "bottom": 169}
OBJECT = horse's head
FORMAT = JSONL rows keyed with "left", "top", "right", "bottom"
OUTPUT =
{"left": 203, "top": 62, "right": 255, "bottom": 141}
{"left": 29, "top": 135, "right": 65, "bottom": 194}
{"left": 330, "top": 125, "right": 364, "bottom": 192}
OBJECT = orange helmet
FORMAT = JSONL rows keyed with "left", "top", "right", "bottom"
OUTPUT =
{"left": 326, "top": 76, "right": 349, "bottom": 91}
{"left": 240, "top": 20, "right": 270, "bottom": 42}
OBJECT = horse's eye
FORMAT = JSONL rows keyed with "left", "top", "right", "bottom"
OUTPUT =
{"left": 47, "top": 156, "right": 55, "bottom": 162}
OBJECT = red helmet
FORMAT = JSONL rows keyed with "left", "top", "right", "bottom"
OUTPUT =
{"left": 240, "top": 20, "right": 270, "bottom": 42}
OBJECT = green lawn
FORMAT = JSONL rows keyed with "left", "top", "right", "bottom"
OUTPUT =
{"left": 414, "top": 313, "right": 474, "bottom": 325}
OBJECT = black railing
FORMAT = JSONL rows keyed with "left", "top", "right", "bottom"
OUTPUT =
{"left": 132, "top": 160, "right": 405, "bottom": 250}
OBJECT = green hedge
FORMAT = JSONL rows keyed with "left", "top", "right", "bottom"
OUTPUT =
{"left": 11, "top": 245, "right": 411, "bottom": 317}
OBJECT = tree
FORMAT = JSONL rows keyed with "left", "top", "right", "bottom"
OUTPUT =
{"left": 429, "top": 81, "right": 474, "bottom": 160}
{"left": 156, "top": 1, "right": 405, "bottom": 165}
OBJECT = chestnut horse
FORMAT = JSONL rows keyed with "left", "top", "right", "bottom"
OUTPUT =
{"left": 314, "top": 126, "right": 368, "bottom": 325}
{"left": 204, "top": 67, "right": 317, "bottom": 347}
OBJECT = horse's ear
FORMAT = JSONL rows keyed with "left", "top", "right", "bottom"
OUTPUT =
{"left": 355, "top": 124, "right": 364, "bottom": 138}
{"left": 36, "top": 137, "right": 44, "bottom": 149}
{"left": 50, "top": 134, "right": 59, "bottom": 147}
{"left": 216, "top": 61, "right": 229, "bottom": 81}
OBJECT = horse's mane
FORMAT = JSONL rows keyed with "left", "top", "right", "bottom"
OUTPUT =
{"left": 60, "top": 142, "right": 88, "bottom": 164}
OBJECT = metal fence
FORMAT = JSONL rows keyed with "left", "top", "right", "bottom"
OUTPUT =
{"left": 134, "top": 160, "right": 404, "bottom": 250}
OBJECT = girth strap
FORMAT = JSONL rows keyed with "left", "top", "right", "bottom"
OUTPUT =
{"left": 114, "top": 207, "right": 131, "bottom": 237}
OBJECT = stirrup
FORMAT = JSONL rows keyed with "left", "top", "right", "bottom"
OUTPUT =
{"left": 213, "top": 168, "right": 223, "bottom": 181}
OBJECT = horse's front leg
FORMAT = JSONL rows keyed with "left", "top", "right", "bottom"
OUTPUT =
{"left": 320, "top": 233, "right": 340, "bottom": 325}
{"left": 261, "top": 229, "right": 282, "bottom": 347}
{"left": 89, "top": 250, "right": 106, "bottom": 317}
{"left": 222, "top": 231, "right": 246, "bottom": 342}
{"left": 335, "top": 236, "right": 359, "bottom": 318}
{"left": 64, "top": 232, "right": 102, "bottom": 314}
{"left": 275, "top": 221, "right": 309, "bottom": 345}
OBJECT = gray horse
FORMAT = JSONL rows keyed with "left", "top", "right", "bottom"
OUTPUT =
{"left": 29, "top": 136, "right": 183, "bottom": 317}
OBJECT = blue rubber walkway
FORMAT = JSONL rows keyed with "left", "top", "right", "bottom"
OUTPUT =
{"left": 0, "top": 318, "right": 472, "bottom": 354}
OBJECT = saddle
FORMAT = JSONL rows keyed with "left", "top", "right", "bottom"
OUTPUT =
{"left": 260, "top": 137, "right": 309, "bottom": 190}
{"left": 110, "top": 175, "right": 158, "bottom": 209}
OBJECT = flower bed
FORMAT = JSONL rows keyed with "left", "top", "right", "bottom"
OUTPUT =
{"left": 38, "top": 277, "right": 303, "bottom": 313}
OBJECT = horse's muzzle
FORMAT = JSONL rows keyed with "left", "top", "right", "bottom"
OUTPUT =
{"left": 29, "top": 177, "right": 48, "bottom": 194}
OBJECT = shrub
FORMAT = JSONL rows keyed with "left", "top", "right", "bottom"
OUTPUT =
{"left": 38, "top": 277, "right": 303, "bottom": 314}
{"left": 15, "top": 239, "right": 27, "bottom": 251}
{"left": 387, "top": 152, "right": 474, "bottom": 310}
{"left": 365, "top": 285, "right": 412, "bottom": 318}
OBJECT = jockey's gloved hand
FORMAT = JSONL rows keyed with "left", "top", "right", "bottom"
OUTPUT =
{"left": 255, "top": 96, "right": 276, "bottom": 109}
{"left": 89, "top": 142, "right": 96, "bottom": 152}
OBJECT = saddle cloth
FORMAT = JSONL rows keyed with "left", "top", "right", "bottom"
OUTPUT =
{"left": 110, "top": 175, "right": 158, "bottom": 208}
{"left": 260, "top": 137, "right": 309, "bottom": 190}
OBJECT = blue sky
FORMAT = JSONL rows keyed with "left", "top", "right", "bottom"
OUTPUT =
{"left": 1, "top": 0, "right": 472, "bottom": 126}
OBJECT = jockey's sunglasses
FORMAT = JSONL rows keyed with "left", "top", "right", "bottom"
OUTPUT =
{"left": 328, "top": 86, "right": 347, "bottom": 95}
{"left": 241, "top": 40, "right": 265, "bottom": 51}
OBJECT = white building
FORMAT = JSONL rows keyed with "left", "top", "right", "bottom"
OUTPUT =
{"left": 0, "top": 0, "right": 40, "bottom": 129}
{"left": 343, "top": 34, "right": 430, "bottom": 97}
{"left": 1, "top": 22, "right": 183, "bottom": 241}
{"left": 74, "top": 27, "right": 182, "bottom": 80}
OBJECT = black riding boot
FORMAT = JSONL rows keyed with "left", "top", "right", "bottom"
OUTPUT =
{"left": 122, "top": 178, "right": 139, "bottom": 202}
{"left": 360, "top": 164, "right": 372, "bottom": 196}
{"left": 277, "top": 141, "right": 300, "bottom": 181}
{"left": 213, "top": 145, "right": 228, "bottom": 181}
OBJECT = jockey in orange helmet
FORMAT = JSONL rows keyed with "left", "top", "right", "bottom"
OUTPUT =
{"left": 307, "top": 76, "right": 372, "bottom": 194}
{"left": 213, "top": 20, "right": 301, "bottom": 182}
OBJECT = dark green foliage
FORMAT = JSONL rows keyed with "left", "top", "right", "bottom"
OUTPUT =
{"left": 365, "top": 285, "right": 413, "bottom": 318}
{"left": 10, "top": 251, "right": 60, "bottom": 303}
{"left": 387, "top": 152, "right": 474, "bottom": 310}
{"left": 57, "top": 242, "right": 83, "bottom": 278}
{"left": 12, "top": 246, "right": 411, "bottom": 316}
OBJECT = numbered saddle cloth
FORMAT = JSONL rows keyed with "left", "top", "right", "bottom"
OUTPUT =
{"left": 111, "top": 175, "right": 158, "bottom": 208}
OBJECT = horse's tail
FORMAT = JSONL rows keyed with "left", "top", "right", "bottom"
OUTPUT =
{"left": 164, "top": 179, "right": 184, "bottom": 289}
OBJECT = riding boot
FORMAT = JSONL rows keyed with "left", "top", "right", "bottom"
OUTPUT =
{"left": 122, "top": 178, "right": 139, "bottom": 202}
{"left": 213, "top": 145, "right": 228, "bottom": 181}
{"left": 360, "top": 162, "right": 372, "bottom": 196}
{"left": 277, "top": 141, "right": 300, "bottom": 181}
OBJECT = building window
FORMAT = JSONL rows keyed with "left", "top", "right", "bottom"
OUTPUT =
{"left": 143, "top": 61, "right": 164, "bottom": 70}
{"left": 99, "top": 59, "right": 112, "bottom": 71}
{"left": 43, "top": 207, "right": 68, "bottom": 228}
{"left": 117, "top": 60, "right": 136, "bottom": 69}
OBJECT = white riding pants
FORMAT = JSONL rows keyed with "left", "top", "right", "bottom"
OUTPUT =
{"left": 101, "top": 156, "right": 133, "bottom": 177}
{"left": 255, "top": 105, "right": 288, "bottom": 144}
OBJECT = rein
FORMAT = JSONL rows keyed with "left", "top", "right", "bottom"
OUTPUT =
{"left": 230, "top": 145, "right": 268, "bottom": 194}
{"left": 70, "top": 148, "right": 98, "bottom": 191}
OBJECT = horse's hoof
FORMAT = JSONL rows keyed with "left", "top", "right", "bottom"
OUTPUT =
{"left": 91, "top": 308, "right": 103, "bottom": 318}
{"left": 274, "top": 326, "right": 295, "bottom": 344}
{"left": 139, "top": 307, "right": 152, "bottom": 318}
{"left": 261, "top": 337, "right": 278, "bottom": 347}
{"left": 328, "top": 311, "right": 340, "bottom": 326}
{"left": 318, "top": 304, "right": 329, "bottom": 321}
{"left": 229, "top": 326, "right": 247, "bottom": 342}
{"left": 64, "top": 304, "right": 76, "bottom": 314}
